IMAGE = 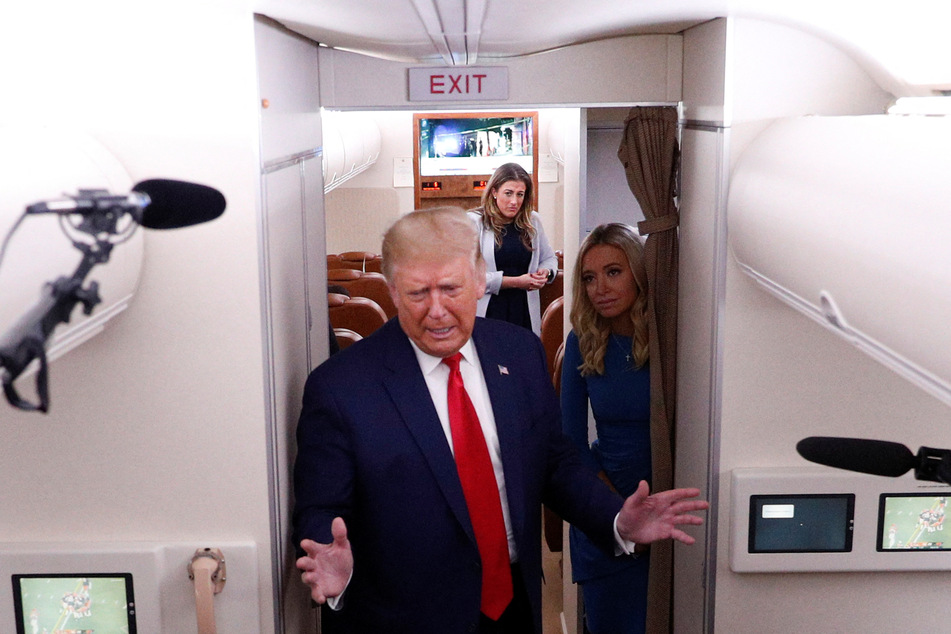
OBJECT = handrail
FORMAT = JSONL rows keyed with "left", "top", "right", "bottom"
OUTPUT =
{"left": 187, "top": 547, "right": 227, "bottom": 634}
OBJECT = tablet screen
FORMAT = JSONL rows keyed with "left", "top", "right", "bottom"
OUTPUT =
{"left": 878, "top": 493, "right": 950, "bottom": 551}
{"left": 11, "top": 573, "right": 137, "bottom": 634}
{"left": 749, "top": 493, "right": 855, "bottom": 553}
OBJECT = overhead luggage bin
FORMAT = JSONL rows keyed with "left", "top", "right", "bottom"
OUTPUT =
{"left": 729, "top": 114, "right": 951, "bottom": 405}
{"left": 321, "top": 110, "right": 382, "bottom": 193}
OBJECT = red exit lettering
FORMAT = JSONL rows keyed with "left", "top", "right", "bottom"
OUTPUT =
{"left": 429, "top": 73, "right": 488, "bottom": 95}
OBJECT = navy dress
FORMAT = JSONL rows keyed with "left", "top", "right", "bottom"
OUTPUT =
{"left": 485, "top": 225, "right": 533, "bottom": 331}
{"left": 561, "top": 330, "right": 651, "bottom": 634}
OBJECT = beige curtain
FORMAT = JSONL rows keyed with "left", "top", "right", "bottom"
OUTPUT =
{"left": 617, "top": 105, "right": 680, "bottom": 633}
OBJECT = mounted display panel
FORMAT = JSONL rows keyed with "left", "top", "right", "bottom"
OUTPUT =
{"left": 413, "top": 111, "right": 538, "bottom": 211}
{"left": 749, "top": 493, "right": 855, "bottom": 554}
{"left": 731, "top": 467, "right": 951, "bottom": 572}
{"left": 12, "top": 572, "right": 137, "bottom": 633}
{"left": 878, "top": 493, "right": 950, "bottom": 551}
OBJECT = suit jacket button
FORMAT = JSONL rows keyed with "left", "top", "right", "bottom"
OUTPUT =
{"left": 468, "top": 622, "right": 478, "bottom": 632}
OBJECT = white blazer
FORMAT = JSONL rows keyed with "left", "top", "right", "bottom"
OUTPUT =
{"left": 468, "top": 210, "right": 559, "bottom": 336}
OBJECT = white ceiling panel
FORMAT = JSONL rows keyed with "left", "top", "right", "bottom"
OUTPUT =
{"left": 254, "top": 0, "right": 951, "bottom": 94}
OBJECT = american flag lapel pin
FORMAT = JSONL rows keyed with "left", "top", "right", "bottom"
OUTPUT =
{"left": 498, "top": 365, "right": 509, "bottom": 375}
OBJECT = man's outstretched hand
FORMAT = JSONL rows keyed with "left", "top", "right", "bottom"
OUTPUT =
{"left": 616, "top": 481, "right": 709, "bottom": 546}
{"left": 296, "top": 517, "right": 353, "bottom": 604}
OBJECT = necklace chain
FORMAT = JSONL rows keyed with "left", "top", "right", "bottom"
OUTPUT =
{"left": 611, "top": 334, "right": 631, "bottom": 363}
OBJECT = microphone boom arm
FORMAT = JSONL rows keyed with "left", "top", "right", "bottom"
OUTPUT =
{"left": 0, "top": 239, "right": 110, "bottom": 412}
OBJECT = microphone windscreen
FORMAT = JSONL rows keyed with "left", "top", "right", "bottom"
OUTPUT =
{"left": 796, "top": 436, "right": 916, "bottom": 477}
{"left": 132, "top": 179, "right": 226, "bottom": 229}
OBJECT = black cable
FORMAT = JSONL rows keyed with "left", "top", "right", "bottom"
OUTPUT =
{"left": 0, "top": 211, "right": 27, "bottom": 272}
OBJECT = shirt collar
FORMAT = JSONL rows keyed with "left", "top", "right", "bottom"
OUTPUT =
{"left": 408, "top": 337, "right": 478, "bottom": 376}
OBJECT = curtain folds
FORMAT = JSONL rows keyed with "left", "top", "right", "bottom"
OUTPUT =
{"left": 617, "top": 105, "right": 680, "bottom": 634}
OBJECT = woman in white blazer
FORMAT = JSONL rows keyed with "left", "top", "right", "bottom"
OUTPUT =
{"left": 468, "top": 162, "right": 559, "bottom": 336}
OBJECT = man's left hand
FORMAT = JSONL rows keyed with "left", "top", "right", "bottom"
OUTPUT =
{"left": 616, "top": 481, "right": 709, "bottom": 545}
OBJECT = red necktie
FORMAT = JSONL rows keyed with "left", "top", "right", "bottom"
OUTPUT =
{"left": 444, "top": 353, "right": 513, "bottom": 620}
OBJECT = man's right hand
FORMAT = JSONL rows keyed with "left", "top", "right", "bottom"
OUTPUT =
{"left": 296, "top": 517, "right": 353, "bottom": 604}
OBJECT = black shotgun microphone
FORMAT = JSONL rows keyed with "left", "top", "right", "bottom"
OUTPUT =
{"left": 132, "top": 179, "right": 226, "bottom": 229}
{"left": 24, "top": 179, "right": 226, "bottom": 230}
{"left": 797, "top": 436, "right": 951, "bottom": 484}
{"left": 796, "top": 436, "right": 917, "bottom": 477}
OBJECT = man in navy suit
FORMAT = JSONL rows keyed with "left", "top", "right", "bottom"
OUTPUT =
{"left": 293, "top": 207, "right": 706, "bottom": 633}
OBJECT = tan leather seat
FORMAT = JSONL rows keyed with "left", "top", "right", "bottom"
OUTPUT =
{"left": 333, "top": 327, "right": 363, "bottom": 350}
{"left": 544, "top": 339, "right": 567, "bottom": 553}
{"left": 363, "top": 257, "right": 383, "bottom": 273}
{"left": 329, "top": 296, "right": 387, "bottom": 338}
{"left": 339, "top": 250, "right": 378, "bottom": 262}
{"left": 328, "top": 292, "right": 349, "bottom": 307}
{"left": 339, "top": 251, "right": 381, "bottom": 273}
{"left": 328, "top": 268, "right": 363, "bottom": 282}
{"left": 334, "top": 272, "right": 397, "bottom": 319}
{"left": 540, "top": 296, "right": 565, "bottom": 380}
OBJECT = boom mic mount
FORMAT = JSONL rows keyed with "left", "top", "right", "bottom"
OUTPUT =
{"left": 1, "top": 180, "right": 225, "bottom": 412}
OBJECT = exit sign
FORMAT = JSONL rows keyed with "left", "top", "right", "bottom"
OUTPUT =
{"left": 408, "top": 67, "right": 509, "bottom": 102}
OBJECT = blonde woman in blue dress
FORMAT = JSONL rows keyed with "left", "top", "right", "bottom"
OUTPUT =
{"left": 561, "top": 223, "right": 651, "bottom": 634}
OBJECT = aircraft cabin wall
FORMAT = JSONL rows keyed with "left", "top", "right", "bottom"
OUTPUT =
{"left": 677, "top": 15, "right": 900, "bottom": 631}
{"left": 1, "top": 2, "right": 283, "bottom": 632}
{"left": 679, "top": 17, "right": 951, "bottom": 633}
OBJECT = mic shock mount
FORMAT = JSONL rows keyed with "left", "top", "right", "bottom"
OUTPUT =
{"left": 914, "top": 446, "right": 951, "bottom": 485}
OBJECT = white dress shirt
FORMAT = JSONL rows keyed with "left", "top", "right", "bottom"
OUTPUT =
{"left": 411, "top": 337, "right": 518, "bottom": 562}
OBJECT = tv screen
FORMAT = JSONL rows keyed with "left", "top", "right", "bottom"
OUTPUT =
{"left": 12, "top": 573, "right": 137, "bottom": 634}
{"left": 418, "top": 115, "right": 534, "bottom": 176}
{"left": 748, "top": 494, "right": 854, "bottom": 553}
{"left": 878, "top": 493, "right": 950, "bottom": 551}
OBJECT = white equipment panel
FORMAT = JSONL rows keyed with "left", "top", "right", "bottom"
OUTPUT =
{"left": 731, "top": 467, "right": 951, "bottom": 572}
{"left": 0, "top": 541, "right": 258, "bottom": 632}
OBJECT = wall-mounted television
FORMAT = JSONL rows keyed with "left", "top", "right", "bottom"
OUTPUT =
{"left": 416, "top": 113, "right": 535, "bottom": 176}
{"left": 413, "top": 112, "right": 538, "bottom": 210}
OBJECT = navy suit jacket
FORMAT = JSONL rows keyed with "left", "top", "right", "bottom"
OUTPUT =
{"left": 293, "top": 317, "right": 624, "bottom": 633}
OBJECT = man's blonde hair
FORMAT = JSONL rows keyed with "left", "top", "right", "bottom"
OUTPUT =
{"left": 381, "top": 206, "right": 484, "bottom": 282}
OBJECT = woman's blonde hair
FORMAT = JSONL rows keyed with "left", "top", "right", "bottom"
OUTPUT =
{"left": 569, "top": 223, "right": 649, "bottom": 375}
{"left": 474, "top": 162, "right": 536, "bottom": 250}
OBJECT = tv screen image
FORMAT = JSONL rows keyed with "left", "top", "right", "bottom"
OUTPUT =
{"left": 878, "top": 493, "right": 950, "bottom": 551}
{"left": 748, "top": 493, "right": 854, "bottom": 553}
{"left": 418, "top": 115, "right": 534, "bottom": 176}
{"left": 12, "top": 573, "right": 137, "bottom": 634}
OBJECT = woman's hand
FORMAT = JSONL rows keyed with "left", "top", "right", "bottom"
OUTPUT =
{"left": 501, "top": 272, "right": 547, "bottom": 290}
